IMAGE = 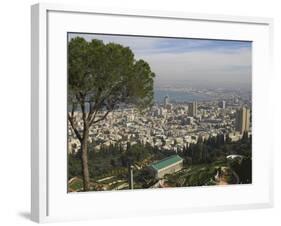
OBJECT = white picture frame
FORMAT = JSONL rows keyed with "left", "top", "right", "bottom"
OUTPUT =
{"left": 31, "top": 3, "right": 274, "bottom": 223}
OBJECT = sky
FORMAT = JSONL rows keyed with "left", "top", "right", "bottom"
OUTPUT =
{"left": 68, "top": 33, "right": 252, "bottom": 91}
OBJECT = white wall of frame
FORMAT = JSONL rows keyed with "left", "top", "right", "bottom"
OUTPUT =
{"left": 0, "top": 0, "right": 281, "bottom": 226}
{"left": 44, "top": 6, "right": 272, "bottom": 222}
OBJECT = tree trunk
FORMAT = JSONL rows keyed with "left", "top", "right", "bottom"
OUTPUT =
{"left": 81, "top": 129, "right": 90, "bottom": 191}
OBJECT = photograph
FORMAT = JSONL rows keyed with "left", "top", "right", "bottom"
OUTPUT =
{"left": 67, "top": 33, "right": 252, "bottom": 192}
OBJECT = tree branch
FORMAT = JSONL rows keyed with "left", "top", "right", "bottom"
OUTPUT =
{"left": 88, "top": 94, "right": 121, "bottom": 127}
{"left": 87, "top": 81, "right": 124, "bottom": 124}
{"left": 86, "top": 88, "right": 102, "bottom": 122}
{"left": 76, "top": 93, "right": 89, "bottom": 131}
{"left": 91, "top": 110, "right": 111, "bottom": 125}
{"left": 68, "top": 113, "right": 83, "bottom": 142}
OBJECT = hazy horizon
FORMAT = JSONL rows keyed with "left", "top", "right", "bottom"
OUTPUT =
{"left": 68, "top": 33, "right": 252, "bottom": 91}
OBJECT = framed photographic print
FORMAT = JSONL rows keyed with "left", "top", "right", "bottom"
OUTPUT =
{"left": 31, "top": 3, "right": 274, "bottom": 223}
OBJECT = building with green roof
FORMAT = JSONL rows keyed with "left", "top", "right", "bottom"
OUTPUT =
{"left": 149, "top": 155, "right": 183, "bottom": 179}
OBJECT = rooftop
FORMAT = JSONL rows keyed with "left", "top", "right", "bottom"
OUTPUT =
{"left": 150, "top": 155, "right": 183, "bottom": 171}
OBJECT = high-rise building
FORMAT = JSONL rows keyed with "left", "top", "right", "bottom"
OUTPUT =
{"left": 164, "top": 95, "right": 169, "bottom": 106}
{"left": 219, "top": 100, "right": 226, "bottom": 109}
{"left": 188, "top": 101, "right": 197, "bottom": 117}
{"left": 236, "top": 107, "right": 250, "bottom": 134}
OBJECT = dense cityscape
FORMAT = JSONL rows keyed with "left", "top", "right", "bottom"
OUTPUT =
{"left": 67, "top": 34, "right": 252, "bottom": 192}
{"left": 68, "top": 88, "right": 251, "bottom": 154}
{"left": 68, "top": 87, "right": 252, "bottom": 191}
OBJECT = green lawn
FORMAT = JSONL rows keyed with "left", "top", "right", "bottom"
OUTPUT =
{"left": 165, "top": 160, "right": 228, "bottom": 187}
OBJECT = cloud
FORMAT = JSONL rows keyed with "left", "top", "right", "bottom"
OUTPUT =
{"left": 135, "top": 44, "right": 251, "bottom": 88}
{"left": 68, "top": 33, "right": 159, "bottom": 55}
{"left": 68, "top": 33, "right": 252, "bottom": 89}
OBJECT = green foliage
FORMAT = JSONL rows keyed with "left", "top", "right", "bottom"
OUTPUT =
{"left": 228, "top": 156, "right": 252, "bottom": 184}
{"left": 68, "top": 142, "right": 165, "bottom": 180}
{"left": 68, "top": 153, "right": 82, "bottom": 180}
{"left": 68, "top": 135, "right": 252, "bottom": 188}
{"left": 68, "top": 37, "right": 155, "bottom": 112}
{"left": 134, "top": 168, "right": 155, "bottom": 188}
{"left": 68, "top": 178, "right": 84, "bottom": 191}
{"left": 68, "top": 37, "right": 155, "bottom": 191}
{"left": 185, "top": 135, "right": 251, "bottom": 165}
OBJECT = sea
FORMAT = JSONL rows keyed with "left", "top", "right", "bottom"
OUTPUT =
{"left": 154, "top": 90, "right": 213, "bottom": 103}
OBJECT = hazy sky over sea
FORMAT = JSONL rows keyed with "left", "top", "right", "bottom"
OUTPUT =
{"left": 68, "top": 33, "right": 252, "bottom": 91}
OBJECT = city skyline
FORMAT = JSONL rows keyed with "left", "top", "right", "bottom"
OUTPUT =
{"left": 68, "top": 33, "right": 252, "bottom": 90}
{"left": 67, "top": 33, "right": 252, "bottom": 192}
